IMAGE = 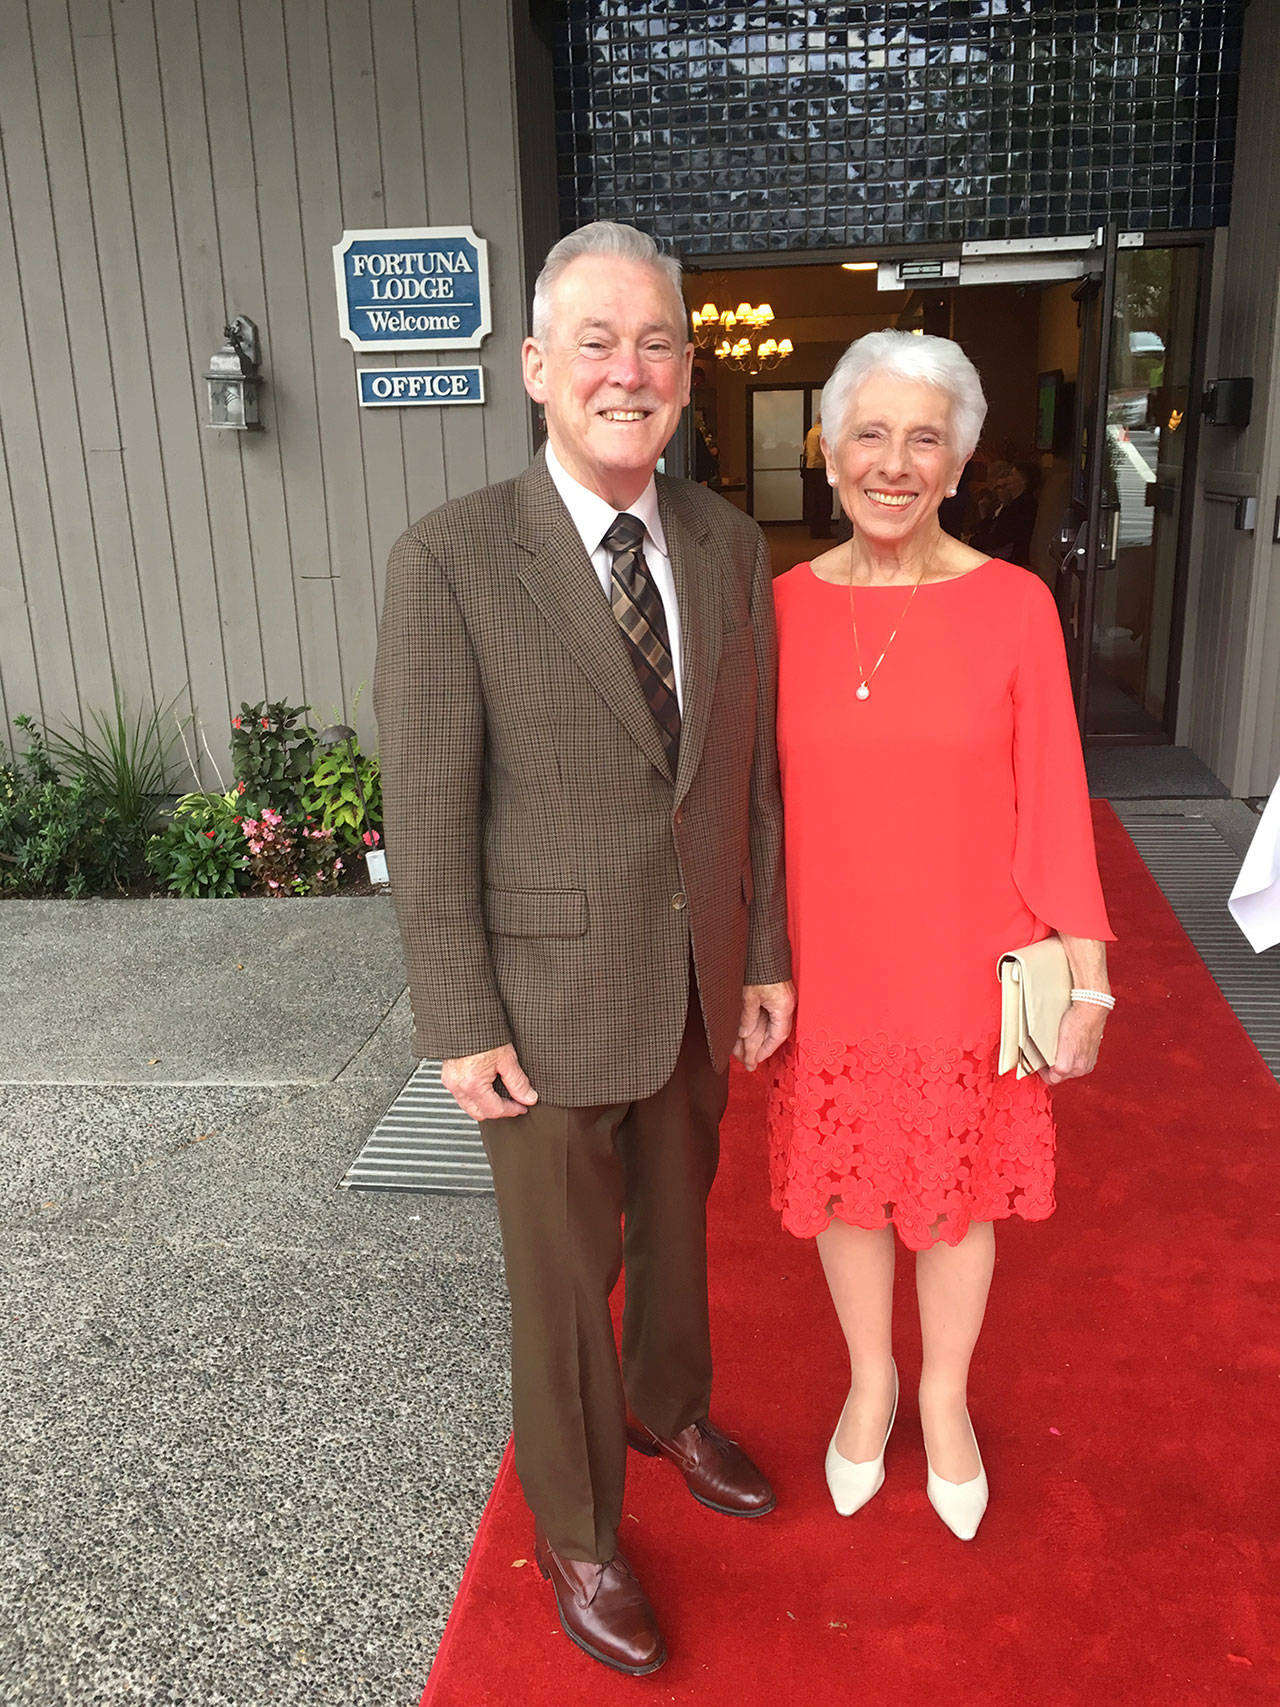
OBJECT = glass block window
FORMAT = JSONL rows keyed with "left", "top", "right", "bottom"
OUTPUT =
{"left": 552, "top": 2, "right": 1244, "bottom": 254}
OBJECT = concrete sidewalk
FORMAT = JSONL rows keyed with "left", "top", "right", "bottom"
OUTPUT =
{"left": 1, "top": 896, "right": 510, "bottom": 1707}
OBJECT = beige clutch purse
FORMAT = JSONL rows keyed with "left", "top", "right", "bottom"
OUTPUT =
{"left": 997, "top": 936, "right": 1071, "bottom": 1079}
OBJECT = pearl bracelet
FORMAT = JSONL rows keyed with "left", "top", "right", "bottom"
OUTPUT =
{"left": 1070, "top": 988, "right": 1115, "bottom": 1011}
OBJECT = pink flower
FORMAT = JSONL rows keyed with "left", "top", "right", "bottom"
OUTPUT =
{"left": 261, "top": 717, "right": 269, "bottom": 729}
{"left": 362, "top": 829, "right": 381, "bottom": 847}
{"left": 267, "top": 879, "right": 279, "bottom": 889}
{"left": 232, "top": 716, "right": 241, "bottom": 729}
{"left": 204, "top": 830, "right": 215, "bottom": 839}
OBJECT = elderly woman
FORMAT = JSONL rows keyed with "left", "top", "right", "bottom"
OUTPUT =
{"left": 766, "top": 331, "right": 1113, "bottom": 1540}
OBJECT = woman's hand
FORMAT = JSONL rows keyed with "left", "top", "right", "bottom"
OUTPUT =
{"left": 1041, "top": 1001, "right": 1108, "bottom": 1085}
{"left": 1041, "top": 932, "right": 1111, "bottom": 1085}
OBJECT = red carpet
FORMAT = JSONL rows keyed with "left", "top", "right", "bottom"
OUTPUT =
{"left": 420, "top": 806, "right": 1280, "bottom": 1706}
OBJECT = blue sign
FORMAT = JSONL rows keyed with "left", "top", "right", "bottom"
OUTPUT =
{"left": 333, "top": 226, "right": 491, "bottom": 352}
{"left": 357, "top": 367, "right": 484, "bottom": 408}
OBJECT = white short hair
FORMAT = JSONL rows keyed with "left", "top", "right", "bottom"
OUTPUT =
{"left": 530, "top": 222, "right": 686, "bottom": 342}
{"left": 821, "top": 330, "right": 988, "bottom": 462}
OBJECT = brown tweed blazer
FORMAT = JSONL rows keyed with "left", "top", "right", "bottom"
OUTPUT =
{"left": 372, "top": 450, "right": 790, "bottom": 1107}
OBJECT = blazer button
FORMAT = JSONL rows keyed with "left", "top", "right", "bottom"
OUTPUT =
{"left": 671, "top": 891, "right": 688, "bottom": 911}
{"left": 673, "top": 806, "right": 684, "bottom": 827}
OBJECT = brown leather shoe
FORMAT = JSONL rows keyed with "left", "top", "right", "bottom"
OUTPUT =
{"left": 533, "top": 1529, "right": 666, "bottom": 1676}
{"left": 626, "top": 1416, "right": 776, "bottom": 1516}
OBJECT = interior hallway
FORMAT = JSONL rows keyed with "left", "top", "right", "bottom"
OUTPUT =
{"left": 762, "top": 521, "right": 828, "bottom": 579}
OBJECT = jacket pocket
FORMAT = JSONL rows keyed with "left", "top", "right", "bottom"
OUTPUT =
{"left": 484, "top": 888, "right": 588, "bottom": 938}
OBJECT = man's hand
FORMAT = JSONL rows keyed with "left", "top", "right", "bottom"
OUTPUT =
{"left": 442, "top": 1044, "right": 538, "bottom": 1122}
{"left": 733, "top": 980, "right": 796, "bottom": 1071}
{"left": 1041, "top": 1002, "right": 1108, "bottom": 1086}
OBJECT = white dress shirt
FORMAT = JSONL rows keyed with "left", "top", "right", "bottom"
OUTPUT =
{"left": 545, "top": 441, "right": 685, "bottom": 710}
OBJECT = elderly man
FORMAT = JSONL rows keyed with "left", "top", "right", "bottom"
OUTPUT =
{"left": 373, "top": 222, "right": 793, "bottom": 1676}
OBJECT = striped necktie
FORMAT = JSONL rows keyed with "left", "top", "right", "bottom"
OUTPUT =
{"left": 603, "top": 511, "right": 681, "bottom": 772}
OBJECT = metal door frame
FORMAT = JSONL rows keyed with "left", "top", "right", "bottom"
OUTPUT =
{"left": 1152, "top": 228, "right": 1214, "bottom": 744}
{"left": 1062, "top": 227, "right": 1214, "bottom": 742}
{"left": 1067, "top": 223, "right": 1122, "bottom": 730}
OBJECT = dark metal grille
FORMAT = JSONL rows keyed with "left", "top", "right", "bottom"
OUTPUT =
{"left": 1122, "top": 814, "right": 1280, "bottom": 1082}
{"left": 553, "top": 2, "right": 1244, "bottom": 254}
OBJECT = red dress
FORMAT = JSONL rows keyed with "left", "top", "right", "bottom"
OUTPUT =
{"left": 767, "top": 558, "right": 1114, "bottom": 1251}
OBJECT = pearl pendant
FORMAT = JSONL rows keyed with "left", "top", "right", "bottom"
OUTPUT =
{"left": 855, "top": 683, "right": 870, "bottom": 701}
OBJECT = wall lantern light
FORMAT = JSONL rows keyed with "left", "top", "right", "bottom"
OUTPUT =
{"left": 205, "top": 315, "right": 263, "bottom": 430}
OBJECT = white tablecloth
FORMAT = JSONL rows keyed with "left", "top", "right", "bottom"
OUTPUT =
{"left": 1229, "top": 775, "right": 1280, "bottom": 952}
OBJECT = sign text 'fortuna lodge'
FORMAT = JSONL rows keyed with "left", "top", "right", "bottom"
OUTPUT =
{"left": 333, "top": 227, "right": 492, "bottom": 352}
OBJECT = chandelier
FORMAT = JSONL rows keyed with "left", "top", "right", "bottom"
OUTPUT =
{"left": 691, "top": 300, "right": 793, "bottom": 374}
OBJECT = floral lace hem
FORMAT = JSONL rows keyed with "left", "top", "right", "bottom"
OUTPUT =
{"left": 766, "top": 1027, "right": 1056, "bottom": 1251}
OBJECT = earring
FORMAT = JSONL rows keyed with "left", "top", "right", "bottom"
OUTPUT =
{"left": 828, "top": 474, "right": 837, "bottom": 486}
{"left": 947, "top": 487, "right": 957, "bottom": 496}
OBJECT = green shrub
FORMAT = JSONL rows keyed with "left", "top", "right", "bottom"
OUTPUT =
{"left": 303, "top": 743, "right": 382, "bottom": 849}
{"left": 231, "top": 701, "right": 315, "bottom": 820}
{"left": 147, "top": 791, "right": 249, "bottom": 898}
{"left": 41, "top": 684, "right": 187, "bottom": 882}
{"left": 0, "top": 718, "right": 135, "bottom": 897}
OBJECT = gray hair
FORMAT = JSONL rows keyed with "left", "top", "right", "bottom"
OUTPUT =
{"left": 821, "top": 330, "right": 987, "bottom": 462}
{"left": 531, "top": 222, "right": 686, "bottom": 341}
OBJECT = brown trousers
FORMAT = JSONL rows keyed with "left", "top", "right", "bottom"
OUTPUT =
{"left": 480, "top": 984, "right": 728, "bottom": 1563}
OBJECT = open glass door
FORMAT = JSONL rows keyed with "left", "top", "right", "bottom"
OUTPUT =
{"left": 1055, "top": 232, "right": 1206, "bottom": 739}
{"left": 1052, "top": 226, "right": 1121, "bottom": 728}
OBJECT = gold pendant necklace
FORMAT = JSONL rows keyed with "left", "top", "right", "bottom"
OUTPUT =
{"left": 848, "top": 555, "right": 929, "bottom": 701}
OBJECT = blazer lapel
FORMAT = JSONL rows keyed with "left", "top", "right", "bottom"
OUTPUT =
{"left": 512, "top": 455, "right": 674, "bottom": 778}
{"left": 660, "top": 481, "right": 722, "bottom": 804}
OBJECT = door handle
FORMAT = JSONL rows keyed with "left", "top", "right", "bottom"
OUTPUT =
{"left": 1096, "top": 499, "right": 1121, "bottom": 570}
{"left": 1058, "top": 508, "right": 1119, "bottom": 577}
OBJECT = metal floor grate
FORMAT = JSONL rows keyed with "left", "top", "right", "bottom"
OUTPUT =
{"left": 341, "top": 1060, "right": 493, "bottom": 1194}
{"left": 1122, "top": 813, "right": 1280, "bottom": 1080}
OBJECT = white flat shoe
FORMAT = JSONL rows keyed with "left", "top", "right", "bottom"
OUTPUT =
{"left": 925, "top": 1409, "right": 988, "bottom": 1540}
{"left": 824, "top": 1362, "right": 898, "bottom": 1517}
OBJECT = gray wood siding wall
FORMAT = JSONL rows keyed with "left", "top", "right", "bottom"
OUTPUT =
{"left": 1182, "top": 0, "right": 1280, "bottom": 796}
{"left": 0, "top": 0, "right": 543, "bottom": 782}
